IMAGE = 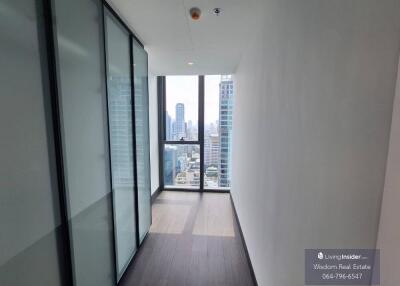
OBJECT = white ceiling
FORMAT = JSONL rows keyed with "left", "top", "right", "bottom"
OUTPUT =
{"left": 107, "top": 0, "right": 262, "bottom": 75}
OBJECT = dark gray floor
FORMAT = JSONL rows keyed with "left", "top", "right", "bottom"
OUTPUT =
{"left": 120, "top": 191, "right": 255, "bottom": 286}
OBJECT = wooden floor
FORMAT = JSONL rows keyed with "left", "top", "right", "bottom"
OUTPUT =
{"left": 120, "top": 191, "right": 255, "bottom": 286}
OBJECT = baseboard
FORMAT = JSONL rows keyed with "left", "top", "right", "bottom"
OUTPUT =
{"left": 151, "top": 186, "right": 162, "bottom": 204}
{"left": 163, "top": 187, "right": 230, "bottom": 193}
{"left": 229, "top": 194, "right": 258, "bottom": 286}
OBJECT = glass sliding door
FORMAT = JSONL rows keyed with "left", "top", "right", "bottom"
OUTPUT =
{"left": 53, "top": 0, "right": 115, "bottom": 285}
{"left": 132, "top": 38, "right": 152, "bottom": 243}
{"left": 104, "top": 10, "right": 137, "bottom": 280}
{"left": 1, "top": 0, "right": 152, "bottom": 284}
{"left": 0, "top": 0, "right": 67, "bottom": 284}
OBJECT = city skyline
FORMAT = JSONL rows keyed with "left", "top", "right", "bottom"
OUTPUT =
{"left": 219, "top": 75, "right": 234, "bottom": 187}
{"left": 166, "top": 75, "right": 222, "bottom": 124}
{"left": 164, "top": 75, "right": 233, "bottom": 188}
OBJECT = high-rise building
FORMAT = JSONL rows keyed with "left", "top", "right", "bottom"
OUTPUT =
{"left": 204, "top": 133, "right": 220, "bottom": 187}
{"left": 164, "top": 145, "right": 177, "bottom": 185}
{"left": 187, "top": 120, "right": 193, "bottom": 140}
{"left": 219, "top": 75, "right": 234, "bottom": 187}
{"left": 175, "top": 103, "right": 186, "bottom": 140}
{"left": 204, "top": 134, "right": 220, "bottom": 167}
{"left": 166, "top": 112, "right": 172, "bottom": 140}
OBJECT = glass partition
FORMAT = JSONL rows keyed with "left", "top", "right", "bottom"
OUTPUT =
{"left": 54, "top": 0, "right": 115, "bottom": 284}
{"left": 1, "top": 0, "right": 152, "bottom": 284}
{"left": 0, "top": 0, "right": 66, "bottom": 284}
{"left": 132, "top": 38, "right": 152, "bottom": 243}
{"left": 105, "top": 11, "right": 137, "bottom": 279}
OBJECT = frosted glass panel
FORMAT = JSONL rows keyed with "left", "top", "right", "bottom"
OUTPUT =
{"left": 105, "top": 11, "right": 137, "bottom": 279}
{"left": 54, "top": 0, "right": 115, "bottom": 285}
{"left": 0, "top": 0, "right": 65, "bottom": 284}
{"left": 132, "top": 39, "right": 151, "bottom": 243}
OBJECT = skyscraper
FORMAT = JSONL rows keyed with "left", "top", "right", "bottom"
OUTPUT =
{"left": 204, "top": 133, "right": 220, "bottom": 187}
{"left": 204, "top": 134, "right": 219, "bottom": 167}
{"left": 175, "top": 103, "right": 186, "bottom": 140}
{"left": 164, "top": 145, "right": 177, "bottom": 185}
{"left": 219, "top": 75, "right": 234, "bottom": 187}
{"left": 166, "top": 111, "right": 172, "bottom": 140}
{"left": 187, "top": 120, "right": 193, "bottom": 140}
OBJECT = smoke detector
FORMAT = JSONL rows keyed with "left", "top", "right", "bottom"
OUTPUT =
{"left": 189, "top": 7, "right": 201, "bottom": 20}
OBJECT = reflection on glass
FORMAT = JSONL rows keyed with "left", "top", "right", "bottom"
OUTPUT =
{"left": 105, "top": 11, "right": 136, "bottom": 279}
{"left": 54, "top": 0, "right": 115, "bottom": 285}
{"left": 164, "top": 145, "right": 200, "bottom": 188}
{"left": 165, "top": 76, "right": 198, "bottom": 141}
{"left": 132, "top": 38, "right": 151, "bottom": 243}
{"left": 204, "top": 75, "right": 234, "bottom": 189}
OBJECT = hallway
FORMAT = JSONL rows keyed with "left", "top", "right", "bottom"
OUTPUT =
{"left": 120, "top": 191, "right": 255, "bottom": 286}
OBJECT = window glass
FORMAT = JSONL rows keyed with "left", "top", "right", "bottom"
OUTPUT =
{"left": 165, "top": 76, "right": 198, "bottom": 141}
{"left": 164, "top": 144, "right": 200, "bottom": 188}
{"left": 204, "top": 75, "right": 234, "bottom": 189}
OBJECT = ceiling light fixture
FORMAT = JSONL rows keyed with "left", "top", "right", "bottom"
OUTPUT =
{"left": 188, "top": 62, "right": 194, "bottom": 66}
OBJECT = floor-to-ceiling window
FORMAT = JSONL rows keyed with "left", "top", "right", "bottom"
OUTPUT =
{"left": 204, "top": 75, "right": 234, "bottom": 189}
{"left": 160, "top": 75, "right": 234, "bottom": 191}
{"left": 163, "top": 76, "right": 201, "bottom": 189}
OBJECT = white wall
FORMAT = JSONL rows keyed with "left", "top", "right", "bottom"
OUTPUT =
{"left": 375, "top": 57, "right": 400, "bottom": 286}
{"left": 231, "top": 1, "right": 400, "bottom": 285}
{"left": 148, "top": 72, "right": 160, "bottom": 194}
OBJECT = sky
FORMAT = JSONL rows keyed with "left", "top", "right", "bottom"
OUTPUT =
{"left": 166, "top": 75, "right": 221, "bottom": 124}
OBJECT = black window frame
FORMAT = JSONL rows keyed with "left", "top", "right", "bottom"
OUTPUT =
{"left": 158, "top": 76, "right": 230, "bottom": 193}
